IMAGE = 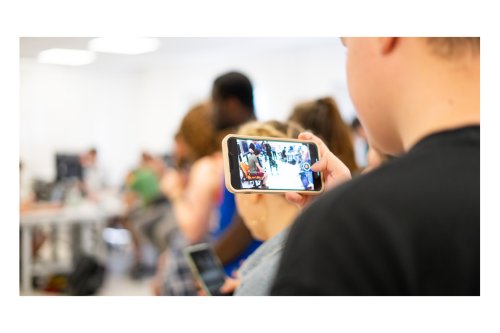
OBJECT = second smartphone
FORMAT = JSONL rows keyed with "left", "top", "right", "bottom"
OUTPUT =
{"left": 222, "top": 134, "right": 324, "bottom": 194}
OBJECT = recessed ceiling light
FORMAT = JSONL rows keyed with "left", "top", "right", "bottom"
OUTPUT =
{"left": 88, "top": 38, "right": 160, "bottom": 55}
{"left": 37, "top": 48, "right": 97, "bottom": 66}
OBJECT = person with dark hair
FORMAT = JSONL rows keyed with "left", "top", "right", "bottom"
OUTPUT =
{"left": 210, "top": 71, "right": 262, "bottom": 278}
{"left": 272, "top": 37, "right": 479, "bottom": 296}
{"left": 212, "top": 71, "right": 255, "bottom": 130}
{"left": 247, "top": 148, "right": 268, "bottom": 189}
{"left": 349, "top": 116, "right": 369, "bottom": 168}
{"left": 248, "top": 142, "right": 255, "bottom": 154}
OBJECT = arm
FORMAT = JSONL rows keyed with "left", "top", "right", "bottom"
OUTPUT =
{"left": 163, "top": 158, "right": 218, "bottom": 244}
{"left": 213, "top": 214, "right": 254, "bottom": 265}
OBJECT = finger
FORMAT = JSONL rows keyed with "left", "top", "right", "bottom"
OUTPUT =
{"left": 297, "top": 132, "right": 313, "bottom": 140}
{"left": 311, "top": 150, "right": 349, "bottom": 175}
{"left": 298, "top": 132, "right": 330, "bottom": 158}
{"left": 220, "top": 279, "right": 237, "bottom": 294}
{"left": 285, "top": 192, "right": 308, "bottom": 208}
{"left": 285, "top": 192, "right": 304, "bottom": 204}
{"left": 219, "top": 285, "right": 232, "bottom": 294}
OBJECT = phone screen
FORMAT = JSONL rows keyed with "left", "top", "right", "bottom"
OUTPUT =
{"left": 227, "top": 137, "right": 322, "bottom": 191}
{"left": 188, "top": 246, "right": 226, "bottom": 296}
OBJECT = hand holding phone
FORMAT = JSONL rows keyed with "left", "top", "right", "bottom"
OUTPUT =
{"left": 285, "top": 132, "right": 352, "bottom": 207}
{"left": 222, "top": 134, "right": 325, "bottom": 194}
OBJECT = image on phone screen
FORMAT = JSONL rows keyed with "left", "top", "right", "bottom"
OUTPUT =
{"left": 226, "top": 137, "right": 322, "bottom": 191}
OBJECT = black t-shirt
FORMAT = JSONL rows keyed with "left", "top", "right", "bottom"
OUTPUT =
{"left": 271, "top": 126, "right": 480, "bottom": 296}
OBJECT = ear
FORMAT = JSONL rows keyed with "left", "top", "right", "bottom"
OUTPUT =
{"left": 247, "top": 193, "right": 263, "bottom": 204}
{"left": 378, "top": 37, "right": 398, "bottom": 55}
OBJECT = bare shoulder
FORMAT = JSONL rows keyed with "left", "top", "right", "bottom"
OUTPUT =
{"left": 189, "top": 154, "right": 224, "bottom": 192}
{"left": 192, "top": 154, "right": 222, "bottom": 174}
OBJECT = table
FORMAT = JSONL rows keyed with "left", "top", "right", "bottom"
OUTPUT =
{"left": 20, "top": 194, "right": 125, "bottom": 294}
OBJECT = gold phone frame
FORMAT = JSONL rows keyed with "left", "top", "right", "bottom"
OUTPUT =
{"left": 222, "top": 134, "right": 324, "bottom": 194}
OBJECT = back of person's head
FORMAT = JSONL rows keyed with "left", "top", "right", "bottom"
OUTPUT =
{"left": 290, "top": 97, "right": 358, "bottom": 173}
{"left": 238, "top": 120, "right": 303, "bottom": 140}
{"left": 235, "top": 120, "right": 303, "bottom": 241}
{"left": 213, "top": 71, "right": 254, "bottom": 111}
{"left": 177, "top": 102, "right": 218, "bottom": 162}
{"left": 141, "top": 152, "right": 152, "bottom": 162}
{"left": 426, "top": 37, "right": 480, "bottom": 58}
{"left": 212, "top": 71, "right": 255, "bottom": 130}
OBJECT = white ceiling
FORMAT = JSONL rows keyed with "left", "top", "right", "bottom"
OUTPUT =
{"left": 20, "top": 37, "right": 345, "bottom": 70}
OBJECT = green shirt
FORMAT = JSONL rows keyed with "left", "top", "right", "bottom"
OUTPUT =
{"left": 130, "top": 168, "right": 161, "bottom": 206}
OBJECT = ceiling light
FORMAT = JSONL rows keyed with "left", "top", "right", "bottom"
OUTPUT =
{"left": 88, "top": 37, "right": 160, "bottom": 55}
{"left": 37, "top": 48, "right": 96, "bottom": 66}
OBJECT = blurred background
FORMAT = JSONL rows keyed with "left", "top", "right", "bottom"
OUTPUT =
{"left": 19, "top": 37, "right": 359, "bottom": 295}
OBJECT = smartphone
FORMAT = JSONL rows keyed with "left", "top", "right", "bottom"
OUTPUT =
{"left": 222, "top": 134, "right": 324, "bottom": 194}
{"left": 184, "top": 243, "right": 226, "bottom": 296}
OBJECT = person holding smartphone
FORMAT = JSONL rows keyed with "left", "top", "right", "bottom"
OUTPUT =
{"left": 271, "top": 37, "right": 480, "bottom": 296}
{"left": 215, "top": 120, "right": 305, "bottom": 295}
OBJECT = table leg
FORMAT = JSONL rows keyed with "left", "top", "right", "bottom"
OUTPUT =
{"left": 51, "top": 225, "right": 58, "bottom": 261}
{"left": 21, "top": 226, "right": 33, "bottom": 294}
{"left": 81, "top": 223, "right": 92, "bottom": 255}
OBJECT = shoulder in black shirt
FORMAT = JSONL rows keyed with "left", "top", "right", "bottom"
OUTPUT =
{"left": 271, "top": 126, "right": 480, "bottom": 296}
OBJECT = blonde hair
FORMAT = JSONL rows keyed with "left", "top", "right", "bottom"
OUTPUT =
{"left": 237, "top": 120, "right": 303, "bottom": 139}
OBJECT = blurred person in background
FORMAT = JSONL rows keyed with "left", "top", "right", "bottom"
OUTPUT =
{"left": 209, "top": 71, "right": 262, "bottom": 278}
{"left": 161, "top": 103, "right": 221, "bottom": 244}
{"left": 140, "top": 151, "right": 166, "bottom": 180}
{"left": 213, "top": 120, "right": 304, "bottom": 296}
{"left": 272, "top": 37, "right": 480, "bottom": 296}
{"left": 122, "top": 151, "right": 168, "bottom": 280}
{"left": 154, "top": 102, "right": 222, "bottom": 296}
{"left": 246, "top": 147, "right": 268, "bottom": 189}
{"left": 289, "top": 97, "right": 358, "bottom": 174}
{"left": 80, "top": 148, "right": 106, "bottom": 200}
{"left": 350, "top": 117, "right": 369, "bottom": 168}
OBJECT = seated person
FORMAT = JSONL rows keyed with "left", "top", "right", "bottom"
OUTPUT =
{"left": 247, "top": 148, "right": 268, "bottom": 189}
{"left": 297, "top": 146, "right": 313, "bottom": 190}
{"left": 208, "top": 120, "right": 304, "bottom": 296}
{"left": 156, "top": 102, "right": 223, "bottom": 296}
{"left": 122, "top": 154, "right": 168, "bottom": 279}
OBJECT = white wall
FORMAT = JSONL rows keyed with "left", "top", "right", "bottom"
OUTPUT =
{"left": 20, "top": 59, "right": 143, "bottom": 185}
{"left": 20, "top": 39, "right": 355, "bottom": 187}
